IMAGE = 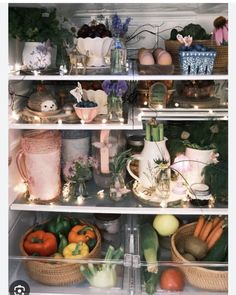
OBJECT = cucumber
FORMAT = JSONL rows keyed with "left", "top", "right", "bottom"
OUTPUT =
{"left": 203, "top": 229, "right": 228, "bottom": 262}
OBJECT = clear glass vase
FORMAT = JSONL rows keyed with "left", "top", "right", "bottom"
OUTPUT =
{"left": 155, "top": 167, "right": 171, "bottom": 207}
{"left": 107, "top": 94, "right": 123, "bottom": 122}
{"left": 110, "top": 173, "right": 128, "bottom": 201}
{"left": 75, "top": 178, "right": 88, "bottom": 198}
{"left": 110, "top": 37, "right": 127, "bottom": 74}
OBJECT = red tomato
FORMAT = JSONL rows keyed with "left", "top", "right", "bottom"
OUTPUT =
{"left": 160, "top": 268, "right": 185, "bottom": 291}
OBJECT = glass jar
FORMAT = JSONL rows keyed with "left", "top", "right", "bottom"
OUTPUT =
{"left": 94, "top": 214, "right": 121, "bottom": 248}
{"left": 110, "top": 37, "right": 127, "bottom": 74}
{"left": 127, "top": 135, "right": 144, "bottom": 154}
{"left": 92, "top": 130, "right": 126, "bottom": 188}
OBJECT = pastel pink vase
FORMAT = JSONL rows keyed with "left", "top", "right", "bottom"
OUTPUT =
{"left": 16, "top": 130, "right": 61, "bottom": 203}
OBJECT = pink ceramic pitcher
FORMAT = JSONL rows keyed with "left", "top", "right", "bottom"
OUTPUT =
{"left": 16, "top": 130, "right": 61, "bottom": 203}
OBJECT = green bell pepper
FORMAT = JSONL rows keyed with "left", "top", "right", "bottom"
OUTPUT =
{"left": 58, "top": 233, "right": 68, "bottom": 254}
{"left": 47, "top": 215, "right": 71, "bottom": 238}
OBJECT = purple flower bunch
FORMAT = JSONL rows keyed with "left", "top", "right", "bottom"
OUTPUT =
{"left": 102, "top": 80, "right": 128, "bottom": 97}
{"left": 111, "top": 13, "right": 131, "bottom": 37}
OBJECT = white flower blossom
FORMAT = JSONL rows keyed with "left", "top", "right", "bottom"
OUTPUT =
{"left": 181, "top": 131, "right": 190, "bottom": 140}
{"left": 210, "top": 124, "right": 219, "bottom": 134}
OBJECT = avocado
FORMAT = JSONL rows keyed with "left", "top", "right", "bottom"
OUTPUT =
{"left": 184, "top": 236, "right": 208, "bottom": 260}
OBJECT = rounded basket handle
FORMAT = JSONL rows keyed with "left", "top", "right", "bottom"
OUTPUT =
{"left": 126, "top": 153, "right": 142, "bottom": 182}
{"left": 16, "top": 149, "right": 28, "bottom": 182}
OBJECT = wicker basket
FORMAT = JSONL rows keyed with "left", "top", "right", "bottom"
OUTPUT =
{"left": 165, "top": 40, "right": 228, "bottom": 74}
{"left": 20, "top": 220, "right": 102, "bottom": 286}
{"left": 171, "top": 222, "right": 228, "bottom": 291}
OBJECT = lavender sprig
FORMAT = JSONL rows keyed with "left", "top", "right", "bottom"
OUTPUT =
{"left": 102, "top": 80, "right": 128, "bottom": 97}
{"left": 111, "top": 14, "right": 131, "bottom": 37}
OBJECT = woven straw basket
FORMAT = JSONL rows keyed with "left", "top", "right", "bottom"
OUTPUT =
{"left": 171, "top": 222, "right": 228, "bottom": 291}
{"left": 165, "top": 40, "right": 228, "bottom": 74}
{"left": 20, "top": 220, "right": 101, "bottom": 286}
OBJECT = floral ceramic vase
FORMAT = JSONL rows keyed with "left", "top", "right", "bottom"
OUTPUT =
{"left": 22, "top": 42, "right": 52, "bottom": 70}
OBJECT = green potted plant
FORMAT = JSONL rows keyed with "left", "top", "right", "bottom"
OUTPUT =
{"left": 9, "top": 7, "right": 75, "bottom": 70}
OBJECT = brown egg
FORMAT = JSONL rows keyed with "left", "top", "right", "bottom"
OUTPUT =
{"left": 153, "top": 47, "right": 165, "bottom": 63}
{"left": 157, "top": 50, "right": 172, "bottom": 65}
{"left": 138, "top": 48, "right": 151, "bottom": 61}
{"left": 139, "top": 52, "right": 155, "bottom": 65}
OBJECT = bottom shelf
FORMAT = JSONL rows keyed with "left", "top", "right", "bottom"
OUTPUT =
{"left": 9, "top": 212, "right": 228, "bottom": 295}
{"left": 9, "top": 259, "right": 130, "bottom": 295}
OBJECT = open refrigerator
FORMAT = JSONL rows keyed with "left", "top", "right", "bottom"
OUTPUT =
{"left": 8, "top": 2, "right": 229, "bottom": 295}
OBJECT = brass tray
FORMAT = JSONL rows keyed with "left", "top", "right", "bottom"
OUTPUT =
{"left": 132, "top": 181, "right": 184, "bottom": 207}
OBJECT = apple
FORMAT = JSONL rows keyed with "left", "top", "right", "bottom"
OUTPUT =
{"left": 153, "top": 214, "right": 179, "bottom": 236}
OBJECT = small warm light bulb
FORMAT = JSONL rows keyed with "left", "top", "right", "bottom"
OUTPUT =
{"left": 119, "top": 117, "right": 124, "bottom": 124}
{"left": 209, "top": 109, "right": 213, "bottom": 114}
{"left": 97, "top": 190, "right": 105, "bottom": 200}
{"left": 12, "top": 111, "right": 20, "bottom": 121}
{"left": 102, "top": 118, "right": 107, "bottom": 124}
{"left": 14, "top": 63, "right": 21, "bottom": 72}
{"left": 77, "top": 195, "right": 85, "bottom": 205}
{"left": 223, "top": 116, "right": 228, "bottom": 120}
{"left": 157, "top": 104, "right": 163, "bottom": 109}
{"left": 144, "top": 101, "right": 148, "bottom": 106}
{"left": 81, "top": 119, "right": 85, "bottom": 125}
{"left": 194, "top": 105, "right": 199, "bottom": 110}
{"left": 175, "top": 103, "right": 179, "bottom": 107}
{"left": 13, "top": 182, "right": 27, "bottom": 194}
{"left": 58, "top": 119, "right": 62, "bottom": 125}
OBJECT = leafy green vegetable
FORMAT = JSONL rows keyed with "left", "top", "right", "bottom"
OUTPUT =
{"left": 169, "top": 23, "right": 211, "bottom": 40}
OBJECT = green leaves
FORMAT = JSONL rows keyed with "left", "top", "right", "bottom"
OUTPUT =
{"left": 110, "top": 149, "right": 132, "bottom": 174}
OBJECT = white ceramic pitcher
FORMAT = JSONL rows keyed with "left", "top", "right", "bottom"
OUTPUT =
{"left": 127, "top": 138, "right": 170, "bottom": 188}
{"left": 185, "top": 147, "right": 215, "bottom": 185}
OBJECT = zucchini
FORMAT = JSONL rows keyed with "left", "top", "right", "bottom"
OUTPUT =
{"left": 203, "top": 229, "right": 228, "bottom": 262}
{"left": 141, "top": 223, "right": 159, "bottom": 273}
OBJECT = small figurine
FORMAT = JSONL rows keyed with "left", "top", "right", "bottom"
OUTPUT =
{"left": 68, "top": 46, "right": 89, "bottom": 75}
{"left": 70, "top": 82, "right": 84, "bottom": 103}
{"left": 28, "top": 84, "right": 58, "bottom": 113}
{"left": 213, "top": 16, "right": 228, "bottom": 46}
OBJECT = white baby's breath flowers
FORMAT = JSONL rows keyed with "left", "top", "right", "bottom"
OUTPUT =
{"left": 181, "top": 131, "right": 190, "bottom": 140}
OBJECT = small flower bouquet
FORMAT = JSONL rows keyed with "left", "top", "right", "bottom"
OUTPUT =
{"left": 102, "top": 80, "right": 128, "bottom": 121}
{"left": 63, "top": 156, "right": 98, "bottom": 182}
